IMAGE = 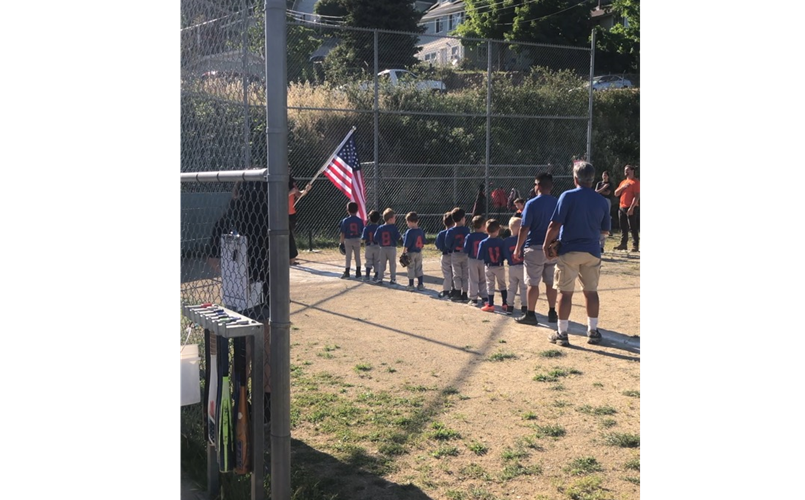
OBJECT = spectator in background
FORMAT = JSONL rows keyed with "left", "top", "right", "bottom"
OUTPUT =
{"left": 491, "top": 185, "right": 508, "bottom": 216}
{"left": 613, "top": 165, "right": 640, "bottom": 252}
{"left": 472, "top": 183, "right": 486, "bottom": 217}
{"left": 595, "top": 170, "right": 613, "bottom": 252}
{"left": 513, "top": 198, "right": 525, "bottom": 218}
{"left": 288, "top": 173, "right": 312, "bottom": 265}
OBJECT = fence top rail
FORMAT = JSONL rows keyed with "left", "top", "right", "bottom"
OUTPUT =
{"left": 180, "top": 169, "right": 267, "bottom": 183}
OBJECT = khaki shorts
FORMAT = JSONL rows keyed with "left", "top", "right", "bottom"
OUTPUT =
{"left": 554, "top": 251, "right": 601, "bottom": 293}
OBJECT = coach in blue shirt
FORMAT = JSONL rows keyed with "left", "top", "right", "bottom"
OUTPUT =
{"left": 543, "top": 161, "right": 611, "bottom": 347}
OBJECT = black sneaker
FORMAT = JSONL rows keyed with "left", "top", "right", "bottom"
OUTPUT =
{"left": 450, "top": 290, "right": 463, "bottom": 302}
{"left": 548, "top": 331, "right": 570, "bottom": 346}
{"left": 614, "top": 243, "right": 627, "bottom": 251}
{"left": 514, "top": 313, "right": 538, "bottom": 326}
{"left": 461, "top": 292, "right": 469, "bottom": 301}
{"left": 548, "top": 309, "right": 558, "bottom": 323}
{"left": 356, "top": 270, "right": 362, "bottom": 279}
{"left": 521, "top": 306, "right": 528, "bottom": 314}
{"left": 503, "top": 304, "right": 513, "bottom": 315}
{"left": 587, "top": 329, "right": 602, "bottom": 345}
{"left": 340, "top": 271, "right": 349, "bottom": 279}
{"left": 438, "top": 290, "right": 450, "bottom": 298}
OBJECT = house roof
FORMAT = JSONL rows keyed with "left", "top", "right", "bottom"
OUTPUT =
{"left": 417, "top": 35, "right": 461, "bottom": 53}
{"left": 421, "top": 0, "right": 465, "bottom": 21}
{"left": 590, "top": 0, "right": 615, "bottom": 18}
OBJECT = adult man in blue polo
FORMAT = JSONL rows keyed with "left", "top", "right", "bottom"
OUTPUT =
{"left": 543, "top": 161, "right": 611, "bottom": 346}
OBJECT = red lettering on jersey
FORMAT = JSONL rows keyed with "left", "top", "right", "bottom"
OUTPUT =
{"left": 509, "top": 244, "right": 523, "bottom": 264}
{"left": 455, "top": 234, "right": 465, "bottom": 251}
{"left": 382, "top": 232, "right": 391, "bottom": 246}
{"left": 489, "top": 247, "right": 501, "bottom": 264}
{"left": 416, "top": 236, "right": 424, "bottom": 249}
{"left": 350, "top": 222, "right": 358, "bottom": 236}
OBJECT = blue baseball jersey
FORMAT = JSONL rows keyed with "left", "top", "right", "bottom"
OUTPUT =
{"left": 374, "top": 223, "right": 401, "bottom": 247}
{"left": 444, "top": 226, "right": 470, "bottom": 253}
{"left": 502, "top": 235, "right": 524, "bottom": 266}
{"left": 403, "top": 227, "right": 426, "bottom": 253}
{"left": 551, "top": 186, "right": 611, "bottom": 258}
{"left": 435, "top": 229, "right": 451, "bottom": 254}
{"left": 362, "top": 223, "right": 379, "bottom": 246}
{"left": 340, "top": 215, "right": 364, "bottom": 239}
{"left": 464, "top": 231, "right": 488, "bottom": 259}
{"left": 478, "top": 236, "right": 506, "bottom": 266}
{"left": 521, "top": 194, "right": 558, "bottom": 248}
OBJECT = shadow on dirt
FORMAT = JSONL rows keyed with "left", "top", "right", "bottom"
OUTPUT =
{"left": 288, "top": 438, "right": 432, "bottom": 500}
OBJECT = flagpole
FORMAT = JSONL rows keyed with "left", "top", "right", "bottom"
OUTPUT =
{"left": 294, "top": 126, "right": 357, "bottom": 208}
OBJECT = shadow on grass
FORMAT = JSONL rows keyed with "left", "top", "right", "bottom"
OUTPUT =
{"left": 181, "top": 423, "right": 432, "bottom": 500}
{"left": 289, "top": 438, "right": 431, "bottom": 500}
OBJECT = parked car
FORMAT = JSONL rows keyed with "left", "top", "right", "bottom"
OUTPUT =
{"left": 200, "top": 70, "right": 263, "bottom": 84}
{"left": 588, "top": 74, "right": 633, "bottom": 90}
{"left": 357, "top": 69, "right": 446, "bottom": 92}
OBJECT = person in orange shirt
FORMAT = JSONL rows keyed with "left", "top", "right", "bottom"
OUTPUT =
{"left": 613, "top": 164, "right": 640, "bottom": 252}
{"left": 288, "top": 174, "right": 312, "bottom": 265}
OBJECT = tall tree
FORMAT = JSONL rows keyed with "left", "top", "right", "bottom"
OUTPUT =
{"left": 317, "top": 0, "right": 425, "bottom": 81}
{"left": 456, "top": 0, "right": 594, "bottom": 70}
{"left": 454, "top": 0, "right": 518, "bottom": 70}
{"left": 593, "top": 0, "right": 639, "bottom": 74}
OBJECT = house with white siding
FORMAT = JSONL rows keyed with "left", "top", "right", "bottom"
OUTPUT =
{"left": 417, "top": 0, "right": 467, "bottom": 66}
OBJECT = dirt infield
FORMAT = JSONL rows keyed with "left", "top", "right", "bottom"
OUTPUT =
{"left": 282, "top": 248, "right": 640, "bottom": 500}
{"left": 282, "top": 248, "right": 641, "bottom": 500}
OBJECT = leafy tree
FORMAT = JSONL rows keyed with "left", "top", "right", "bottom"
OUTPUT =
{"left": 318, "top": 0, "right": 425, "bottom": 82}
{"left": 246, "top": 3, "right": 324, "bottom": 83}
{"left": 314, "top": 0, "right": 348, "bottom": 18}
{"left": 456, "top": 0, "right": 595, "bottom": 70}
{"left": 508, "top": 0, "right": 594, "bottom": 46}
{"left": 593, "top": 0, "right": 639, "bottom": 74}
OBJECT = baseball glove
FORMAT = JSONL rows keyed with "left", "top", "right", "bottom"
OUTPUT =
{"left": 399, "top": 252, "right": 411, "bottom": 268}
{"left": 545, "top": 239, "right": 561, "bottom": 259}
{"left": 338, "top": 243, "right": 346, "bottom": 255}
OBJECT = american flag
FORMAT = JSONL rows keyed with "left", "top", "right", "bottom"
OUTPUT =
{"left": 323, "top": 134, "right": 367, "bottom": 221}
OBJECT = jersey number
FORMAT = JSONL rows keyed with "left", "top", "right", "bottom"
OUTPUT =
{"left": 349, "top": 223, "right": 358, "bottom": 236}
{"left": 382, "top": 232, "right": 391, "bottom": 246}
{"left": 488, "top": 247, "right": 501, "bottom": 264}
{"left": 455, "top": 235, "right": 465, "bottom": 251}
{"left": 415, "top": 236, "right": 424, "bottom": 249}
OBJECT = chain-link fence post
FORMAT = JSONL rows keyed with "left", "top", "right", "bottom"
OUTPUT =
{"left": 484, "top": 39, "right": 493, "bottom": 219}
{"left": 587, "top": 28, "right": 596, "bottom": 164}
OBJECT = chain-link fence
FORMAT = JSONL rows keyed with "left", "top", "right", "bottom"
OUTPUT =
{"left": 181, "top": 8, "right": 595, "bottom": 304}
{"left": 180, "top": 7, "right": 599, "bottom": 498}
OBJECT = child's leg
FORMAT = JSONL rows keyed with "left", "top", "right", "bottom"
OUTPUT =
{"left": 451, "top": 254, "right": 461, "bottom": 291}
{"left": 507, "top": 267, "right": 516, "bottom": 305}
{"left": 389, "top": 248, "right": 397, "bottom": 280}
{"left": 441, "top": 254, "right": 452, "bottom": 291}
{"left": 460, "top": 257, "right": 469, "bottom": 293}
{"left": 468, "top": 259, "right": 479, "bottom": 299}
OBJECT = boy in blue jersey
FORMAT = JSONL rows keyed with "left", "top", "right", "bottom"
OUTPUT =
{"left": 464, "top": 215, "right": 489, "bottom": 306}
{"left": 402, "top": 211, "right": 426, "bottom": 291}
{"left": 503, "top": 217, "right": 526, "bottom": 315}
{"left": 514, "top": 172, "right": 559, "bottom": 326}
{"left": 434, "top": 211, "right": 455, "bottom": 298}
{"left": 361, "top": 210, "right": 381, "bottom": 282}
{"left": 543, "top": 161, "right": 611, "bottom": 346}
{"left": 445, "top": 207, "right": 470, "bottom": 302}
{"left": 339, "top": 201, "right": 364, "bottom": 279}
{"left": 373, "top": 208, "right": 402, "bottom": 285}
{"left": 478, "top": 219, "right": 507, "bottom": 312}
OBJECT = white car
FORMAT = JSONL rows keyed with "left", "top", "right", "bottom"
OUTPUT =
{"left": 357, "top": 69, "right": 446, "bottom": 92}
{"left": 587, "top": 75, "right": 633, "bottom": 90}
